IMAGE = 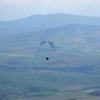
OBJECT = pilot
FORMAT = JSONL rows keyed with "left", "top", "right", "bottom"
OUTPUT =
{"left": 46, "top": 57, "right": 49, "bottom": 60}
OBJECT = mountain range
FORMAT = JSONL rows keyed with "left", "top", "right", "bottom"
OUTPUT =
{"left": 0, "top": 13, "right": 100, "bottom": 53}
{"left": 0, "top": 13, "right": 100, "bottom": 34}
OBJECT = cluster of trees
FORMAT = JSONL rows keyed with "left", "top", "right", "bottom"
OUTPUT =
{"left": 65, "top": 99, "right": 77, "bottom": 100}
{"left": 89, "top": 91, "right": 100, "bottom": 96}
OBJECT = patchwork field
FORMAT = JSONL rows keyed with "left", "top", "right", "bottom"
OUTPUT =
{"left": 0, "top": 69, "right": 100, "bottom": 100}
{"left": 0, "top": 50, "right": 100, "bottom": 100}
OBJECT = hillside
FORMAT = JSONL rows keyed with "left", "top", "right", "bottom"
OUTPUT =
{"left": 1, "top": 13, "right": 100, "bottom": 34}
{"left": 3, "top": 24, "right": 100, "bottom": 48}
{"left": 0, "top": 23, "right": 100, "bottom": 66}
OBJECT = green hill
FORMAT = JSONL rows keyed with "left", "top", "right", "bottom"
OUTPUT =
{"left": 2, "top": 24, "right": 100, "bottom": 48}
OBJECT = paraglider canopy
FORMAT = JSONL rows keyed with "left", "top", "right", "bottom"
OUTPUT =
{"left": 40, "top": 40, "right": 55, "bottom": 48}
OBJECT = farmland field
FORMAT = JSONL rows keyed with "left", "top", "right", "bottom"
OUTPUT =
{"left": 0, "top": 51, "right": 100, "bottom": 100}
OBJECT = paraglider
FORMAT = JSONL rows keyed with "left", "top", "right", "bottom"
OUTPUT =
{"left": 40, "top": 40, "right": 55, "bottom": 60}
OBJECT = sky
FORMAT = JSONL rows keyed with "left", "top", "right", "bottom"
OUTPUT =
{"left": 0, "top": 0, "right": 100, "bottom": 21}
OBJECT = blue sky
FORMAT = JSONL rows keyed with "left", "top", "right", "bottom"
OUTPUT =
{"left": 0, "top": 0, "right": 100, "bottom": 21}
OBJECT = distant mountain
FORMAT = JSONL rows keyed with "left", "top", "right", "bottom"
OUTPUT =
{"left": 1, "top": 13, "right": 100, "bottom": 34}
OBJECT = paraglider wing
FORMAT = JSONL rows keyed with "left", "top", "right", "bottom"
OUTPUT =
{"left": 40, "top": 41, "right": 46, "bottom": 45}
{"left": 49, "top": 40, "right": 55, "bottom": 45}
{"left": 40, "top": 40, "right": 55, "bottom": 48}
{"left": 48, "top": 41, "right": 55, "bottom": 48}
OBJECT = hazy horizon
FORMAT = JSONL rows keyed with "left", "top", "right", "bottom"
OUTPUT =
{"left": 0, "top": 0, "right": 100, "bottom": 21}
